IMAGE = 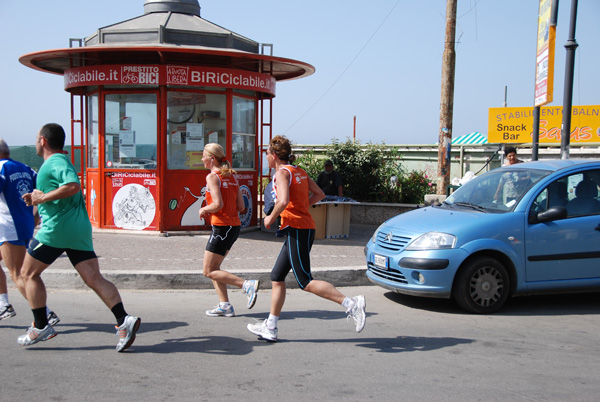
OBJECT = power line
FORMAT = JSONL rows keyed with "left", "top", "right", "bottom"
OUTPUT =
{"left": 282, "top": 0, "right": 401, "bottom": 134}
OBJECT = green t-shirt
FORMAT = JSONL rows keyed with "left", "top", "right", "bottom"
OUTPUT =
{"left": 35, "top": 153, "right": 93, "bottom": 251}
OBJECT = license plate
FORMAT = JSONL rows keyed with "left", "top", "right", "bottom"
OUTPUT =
{"left": 373, "top": 254, "right": 388, "bottom": 270}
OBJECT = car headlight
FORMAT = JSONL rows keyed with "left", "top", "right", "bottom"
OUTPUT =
{"left": 371, "top": 224, "right": 385, "bottom": 243}
{"left": 406, "top": 232, "right": 456, "bottom": 250}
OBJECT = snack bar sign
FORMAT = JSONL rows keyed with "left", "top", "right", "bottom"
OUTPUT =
{"left": 488, "top": 106, "right": 600, "bottom": 144}
{"left": 64, "top": 65, "right": 276, "bottom": 96}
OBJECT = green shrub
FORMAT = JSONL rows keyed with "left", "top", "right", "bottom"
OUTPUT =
{"left": 294, "top": 149, "right": 322, "bottom": 180}
{"left": 293, "top": 139, "right": 434, "bottom": 204}
{"left": 399, "top": 171, "right": 434, "bottom": 204}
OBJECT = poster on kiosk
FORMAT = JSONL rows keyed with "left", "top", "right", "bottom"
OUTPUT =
{"left": 111, "top": 172, "right": 158, "bottom": 231}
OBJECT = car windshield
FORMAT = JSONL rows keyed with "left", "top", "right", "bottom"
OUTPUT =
{"left": 443, "top": 168, "right": 550, "bottom": 213}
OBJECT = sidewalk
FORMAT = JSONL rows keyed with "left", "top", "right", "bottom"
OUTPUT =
{"left": 18, "top": 223, "right": 377, "bottom": 290}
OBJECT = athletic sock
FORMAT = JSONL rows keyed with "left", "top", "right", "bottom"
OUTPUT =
{"left": 342, "top": 297, "right": 355, "bottom": 311}
{"left": 32, "top": 307, "right": 48, "bottom": 329}
{"left": 219, "top": 302, "right": 231, "bottom": 309}
{"left": 111, "top": 302, "right": 128, "bottom": 326}
{"left": 266, "top": 314, "right": 278, "bottom": 329}
{"left": 0, "top": 293, "right": 9, "bottom": 306}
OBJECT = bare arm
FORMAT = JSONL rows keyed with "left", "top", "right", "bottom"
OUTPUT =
{"left": 308, "top": 177, "right": 325, "bottom": 206}
{"left": 33, "top": 206, "right": 40, "bottom": 227}
{"left": 199, "top": 173, "right": 223, "bottom": 219}
{"left": 236, "top": 186, "right": 245, "bottom": 212}
{"left": 264, "top": 169, "right": 290, "bottom": 229}
{"left": 22, "top": 182, "right": 80, "bottom": 206}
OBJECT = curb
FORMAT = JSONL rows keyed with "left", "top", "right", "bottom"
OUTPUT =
{"left": 31, "top": 266, "right": 371, "bottom": 290}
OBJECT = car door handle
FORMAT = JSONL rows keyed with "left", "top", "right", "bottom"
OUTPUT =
{"left": 596, "top": 225, "right": 600, "bottom": 231}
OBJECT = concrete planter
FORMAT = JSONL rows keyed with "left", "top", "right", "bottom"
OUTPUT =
{"left": 350, "top": 202, "right": 419, "bottom": 226}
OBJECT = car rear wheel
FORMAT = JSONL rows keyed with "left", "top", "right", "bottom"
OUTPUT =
{"left": 453, "top": 256, "right": 510, "bottom": 313}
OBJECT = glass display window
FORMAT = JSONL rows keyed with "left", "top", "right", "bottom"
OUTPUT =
{"left": 232, "top": 96, "right": 256, "bottom": 170}
{"left": 87, "top": 94, "right": 99, "bottom": 168}
{"left": 167, "top": 91, "right": 226, "bottom": 170}
{"left": 104, "top": 93, "right": 157, "bottom": 169}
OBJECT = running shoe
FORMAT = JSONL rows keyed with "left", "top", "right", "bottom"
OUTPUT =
{"left": 247, "top": 320, "right": 278, "bottom": 342}
{"left": 206, "top": 304, "right": 235, "bottom": 317}
{"left": 47, "top": 311, "right": 60, "bottom": 327}
{"left": 346, "top": 295, "right": 366, "bottom": 332}
{"left": 17, "top": 323, "right": 57, "bottom": 346}
{"left": 115, "top": 315, "right": 141, "bottom": 352}
{"left": 244, "top": 280, "right": 259, "bottom": 309}
{"left": 0, "top": 304, "right": 16, "bottom": 321}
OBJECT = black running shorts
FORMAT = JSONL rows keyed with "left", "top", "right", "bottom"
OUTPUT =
{"left": 271, "top": 227, "right": 315, "bottom": 289}
{"left": 205, "top": 225, "right": 241, "bottom": 256}
{"left": 27, "top": 238, "right": 97, "bottom": 266}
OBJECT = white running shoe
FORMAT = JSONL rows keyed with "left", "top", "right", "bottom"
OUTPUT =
{"left": 347, "top": 295, "right": 366, "bottom": 332}
{"left": 206, "top": 305, "right": 235, "bottom": 317}
{"left": 244, "top": 280, "right": 259, "bottom": 309}
{"left": 17, "top": 324, "right": 57, "bottom": 346}
{"left": 47, "top": 311, "right": 60, "bottom": 327}
{"left": 0, "top": 304, "right": 16, "bottom": 321}
{"left": 116, "top": 315, "right": 141, "bottom": 352}
{"left": 247, "top": 320, "right": 278, "bottom": 342}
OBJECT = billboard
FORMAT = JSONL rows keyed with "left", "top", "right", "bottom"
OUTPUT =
{"left": 534, "top": 0, "right": 557, "bottom": 107}
{"left": 488, "top": 106, "right": 600, "bottom": 144}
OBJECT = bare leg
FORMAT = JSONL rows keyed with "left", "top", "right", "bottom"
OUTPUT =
{"left": 203, "top": 250, "right": 244, "bottom": 303}
{"left": 17, "top": 253, "right": 50, "bottom": 309}
{"left": 74, "top": 258, "right": 122, "bottom": 309}
{"left": 270, "top": 281, "right": 287, "bottom": 316}
{"left": 0, "top": 243, "right": 28, "bottom": 299}
{"left": 0, "top": 265, "right": 6, "bottom": 296}
{"left": 303, "top": 279, "right": 345, "bottom": 305}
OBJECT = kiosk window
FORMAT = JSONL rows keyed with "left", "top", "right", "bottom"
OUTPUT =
{"left": 167, "top": 91, "right": 226, "bottom": 170}
{"left": 87, "top": 94, "right": 99, "bottom": 168}
{"left": 232, "top": 96, "right": 256, "bottom": 170}
{"left": 105, "top": 94, "right": 157, "bottom": 169}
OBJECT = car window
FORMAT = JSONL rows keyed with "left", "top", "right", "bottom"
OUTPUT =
{"left": 565, "top": 170, "right": 600, "bottom": 217}
{"left": 445, "top": 168, "right": 549, "bottom": 213}
{"left": 531, "top": 169, "right": 600, "bottom": 218}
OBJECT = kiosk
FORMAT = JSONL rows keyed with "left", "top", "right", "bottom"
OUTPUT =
{"left": 19, "top": 0, "right": 313, "bottom": 232}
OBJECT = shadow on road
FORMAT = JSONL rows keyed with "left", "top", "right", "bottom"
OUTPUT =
{"left": 382, "top": 290, "right": 600, "bottom": 316}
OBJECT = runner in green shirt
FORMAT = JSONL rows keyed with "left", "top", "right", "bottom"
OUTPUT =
{"left": 17, "top": 123, "right": 140, "bottom": 352}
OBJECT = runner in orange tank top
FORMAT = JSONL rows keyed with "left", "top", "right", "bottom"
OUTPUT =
{"left": 246, "top": 136, "right": 366, "bottom": 342}
{"left": 199, "top": 143, "right": 259, "bottom": 318}
{"left": 275, "top": 164, "right": 315, "bottom": 230}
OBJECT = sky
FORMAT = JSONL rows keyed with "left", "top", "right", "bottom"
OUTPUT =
{"left": 1, "top": 0, "right": 598, "bottom": 146}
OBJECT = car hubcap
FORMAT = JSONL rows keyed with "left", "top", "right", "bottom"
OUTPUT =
{"left": 469, "top": 266, "right": 504, "bottom": 307}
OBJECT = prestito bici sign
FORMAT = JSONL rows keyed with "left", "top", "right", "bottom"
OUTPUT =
{"left": 64, "top": 65, "right": 276, "bottom": 96}
{"left": 488, "top": 106, "right": 600, "bottom": 144}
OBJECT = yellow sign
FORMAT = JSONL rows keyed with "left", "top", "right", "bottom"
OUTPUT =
{"left": 534, "top": 0, "right": 556, "bottom": 106}
{"left": 488, "top": 106, "right": 600, "bottom": 143}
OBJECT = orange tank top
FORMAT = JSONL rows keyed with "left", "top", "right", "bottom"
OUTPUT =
{"left": 205, "top": 171, "right": 241, "bottom": 226}
{"left": 274, "top": 165, "right": 315, "bottom": 230}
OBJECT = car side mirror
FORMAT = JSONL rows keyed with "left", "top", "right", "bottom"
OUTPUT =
{"left": 531, "top": 206, "right": 568, "bottom": 224}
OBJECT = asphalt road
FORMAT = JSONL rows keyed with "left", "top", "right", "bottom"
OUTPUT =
{"left": 2, "top": 286, "right": 600, "bottom": 401}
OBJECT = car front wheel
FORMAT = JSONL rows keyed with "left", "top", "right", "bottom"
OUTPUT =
{"left": 453, "top": 256, "right": 510, "bottom": 314}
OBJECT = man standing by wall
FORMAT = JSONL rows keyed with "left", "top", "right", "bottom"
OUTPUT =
{"left": 316, "top": 160, "right": 343, "bottom": 196}
{"left": 17, "top": 123, "right": 140, "bottom": 352}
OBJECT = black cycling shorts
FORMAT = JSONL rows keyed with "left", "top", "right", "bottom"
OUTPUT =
{"left": 27, "top": 238, "right": 97, "bottom": 266}
{"left": 271, "top": 227, "right": 315, "bottom": 289}
{"left": 205, "top": 225, "right": 241, "bottom": 256}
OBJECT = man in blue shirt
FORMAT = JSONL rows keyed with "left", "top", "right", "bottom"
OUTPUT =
{"left": 0, "top": 138, "right": 59, "bottom": 326}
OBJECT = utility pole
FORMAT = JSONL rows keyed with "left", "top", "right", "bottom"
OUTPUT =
{"left": 560, "top": 0, "right": 579, "bottom": 159}
{"left": 437, "top": 0, "right": 457, "bottom": 195}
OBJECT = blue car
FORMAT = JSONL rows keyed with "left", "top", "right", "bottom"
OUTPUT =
{"left": 365, "top": 159, "right": 600, "bottom": 313}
